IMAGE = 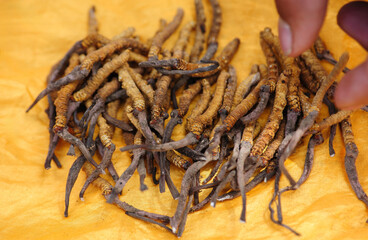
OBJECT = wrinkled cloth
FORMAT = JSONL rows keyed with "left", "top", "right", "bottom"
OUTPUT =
{"left": 0, "top": 0, "right": 367, "bottom": 239}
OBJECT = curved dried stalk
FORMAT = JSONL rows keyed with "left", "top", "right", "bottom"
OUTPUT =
{"left": 53, "top": 53, "right": 81, "bottom": 132}
{"left": 237, "top": 121, "right": 256, "bottom": 221}
{"left": 73, "top": 50, "right": 130, "bottom": 101}
{"left": 251, "top": 73, "right": 288, "bottom": 156}
{"left": 88, "top": 6, "right": 98, "bottom": 34}
{"left": 81, "top": 161, "right": 113, "bottom": 201}
{"left": 188, "top": 70, "right": 229, "bottom": 136}
{"left": 112, "top": 27, "right": 136, "bottom": 40}
{"left": 126, "top": 65, "right": 154, "bottom": 106}
{"left": 340, "top": 118, "right": 368, "bottom": 207}
{"left": 232, "top": 73, "right": 261, "bottom": 109}
{"left": 173, "top": 21, "right": 195, "bottom": 59}
{"left": 107, "top": 132, "right": 144, "bottom": 203}
{"left": 240, "top": 85, "right": 270, "bottom": 125}
{"left": 314, "top": 36, "right": 350, "bottom": 73}
{"left": 148, "top": 8, "right": 184, "bottom": 59}
{"left": 206, "top": 0, "right": 222, "bottom": 57}
{"left": 260, "top": 37, "right": 278, "bottom": 92}
{"left": 190, "top": 0, "right": 206, "bottom": 63}
{"left": 297, "top": 57, "right": 319, "bottom": 93}
{"left": 186, "top": 78, "right": 211, "bottom": 129}
{"left": 80, "top": 144, "right": 115, "bottom": 200}
{"left": 259, "top": 121, "right": 285, "bottom": 165}
{"left": 219, "top": 65, "right": 237, "bottom": 118}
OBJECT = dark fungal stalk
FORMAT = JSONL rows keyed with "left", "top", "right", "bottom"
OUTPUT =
{"left": 79, "top": 143, "right": 116, "bottom": 201}
{"left": 340, "top": 117, "right": 368, "bottom": 208}
{"left": 314, "top": 36, "right": 350, "bottom": 73}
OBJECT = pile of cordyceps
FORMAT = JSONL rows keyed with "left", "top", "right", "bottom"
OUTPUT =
{"left": 27, "top": 0, "right": 368, "bottom": 237}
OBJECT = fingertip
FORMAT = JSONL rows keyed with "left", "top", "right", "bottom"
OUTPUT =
{"left": 337, "top": 1, "right": 368, "bottom": 50}
{"left": 335, "top": 60, "right": 368, "bottom": 110}
{"left": 275, "top": 0, "right": 328, "bottom": 56}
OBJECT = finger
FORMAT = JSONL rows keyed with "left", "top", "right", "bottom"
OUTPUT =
{"left": 337, "top": 1, "right": 368, "bottom": 51}
{"left": 334, "top": 59, "right": 368, "bottom": 110}
{"left": 275, "top": 0, "right": 328, "bottom": 56}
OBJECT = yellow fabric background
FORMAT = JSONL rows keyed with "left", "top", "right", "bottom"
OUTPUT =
{"left": 0, "top": 0, "right": 367, "bottom": 239}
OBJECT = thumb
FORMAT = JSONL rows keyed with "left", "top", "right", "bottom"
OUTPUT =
{"left": 275, "top": 0, "right": 328, "bottom": 57}
{"left": 334, "top": 59, "right": 368, "bottom": 110}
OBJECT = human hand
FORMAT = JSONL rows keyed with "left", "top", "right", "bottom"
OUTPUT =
{"left": 275, "top": 0, "right": 368, "bottom": 110}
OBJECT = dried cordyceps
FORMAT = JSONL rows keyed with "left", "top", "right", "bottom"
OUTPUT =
{"left": 29, "top": 3, "right": 368, "bottom": 238}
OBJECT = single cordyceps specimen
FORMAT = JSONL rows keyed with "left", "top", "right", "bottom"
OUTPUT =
{"left": 340, "top": 117, "right": 368, "bottom": 209}
{"left": 232, "top": 72, "right": 261, "bottom": 109}
{"left": 250, "top": 73, "right": 289, "bottom": 157}
{"left": 148, "top": 8, "right": 184, "bottom": 60}
{"left": 53, "top": 53, "right": 81, "bottom": 126}
{"left": 219, "top": 65, "right": 237, "bottom": 119}
{"left": 190, "top": 0, "right": 206, "bottom": 63}
{"left": 206, "top": 0, "right": 222, "bottom": 57}
{"left": 186, "top": 78, "right": 211, "bottom": 129}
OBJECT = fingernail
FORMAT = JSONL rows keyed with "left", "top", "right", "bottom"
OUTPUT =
{"left": 278, "top": 18, "right": 292, "bottom": 56}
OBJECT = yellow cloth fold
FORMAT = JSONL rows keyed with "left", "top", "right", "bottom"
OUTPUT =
{"left": 0, "top": 0, "right": 367, "bottom": 239}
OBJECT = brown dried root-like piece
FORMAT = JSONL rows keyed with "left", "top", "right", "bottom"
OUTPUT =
{"left": 250, "top": 73, "right": 289, "bottom": 157}
{"left": 237, "top": 121, "right": 256, "bottom": 222}
{"left": 232, "top": 72, "right": 261, "bottom": 109}
{"left": 79, "top": 77, "right": 121, "bottom": 130}
{"left": 190, "top": 0, "right": 206, "bottom": 63}
{"left": 166, "top": 150, "right": 191, "bottom": 170}
{"left": 73, "top": 50, "right": 130, "bottom": 102}
{"left": 97, "top": 100, "right": 119, "bottom": 149}
{"left": 148, "top": 8, "right": 184, "bottom": 59}
{"left": 188, "top": 70, "right": 229, "bottom": 136}
{"left": 126, "top": 64, "right": 154, "bottom": 106}
{"left": 308, "top": 110, "right": 354, "bottom": 134}
{"left": 300, "top": 49, "right": 327, "bottom": 90}
{"left": 173, "top": 21, "right": 195, "bottom": 59}
{"left": 53, "top": 53, "right": 81, "bottom": 132}
{"left": 80, "top": 143, "right": 116, "bottom": 200}
{"left": 108, "top": 132, "right": 145, "bottom": 202}
{"left": 314, "top": 36, "right": 350, "bottom": 73}
{"left": 82, "top": 161, "right": 113, "bottom": 198}
{"left": 219, "top": 65, "right": 237, "bottom": 119}
{"left": 240, "top": 84, "right": 270, "bottom": 125}
{"left": 340, "top": 117, "right": 368, "bottom": 208}
{"left": 140, "top": 58, "right": 220, "bottom": 77}
{"left": 259, "top": 121, "right": 285, "bottom": 165}
{"left": 224, "top": 78, "right": 268, "bottom": 131}
{"left": 186, "top": 78, "right": 211, "bottom": 129}
{"left": 88, "top": 6, "right": 98, "bottom": 34}
{"left": 118, "top": 67, "right": 145, "bottom": 112}
{"left": 278, "top": 52, "right": 349, "bottom": 186}
{"left": 297, "top": 57, "right": 319, "bottom": 93}
{"left": 206, "top": 0, "right": 222, "bottom": 58}
{"left": 270, "top": 133, "right": 324, "bottom": 236}
{"left": 260, "top": 37, "right": 278, "bottom": 92}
